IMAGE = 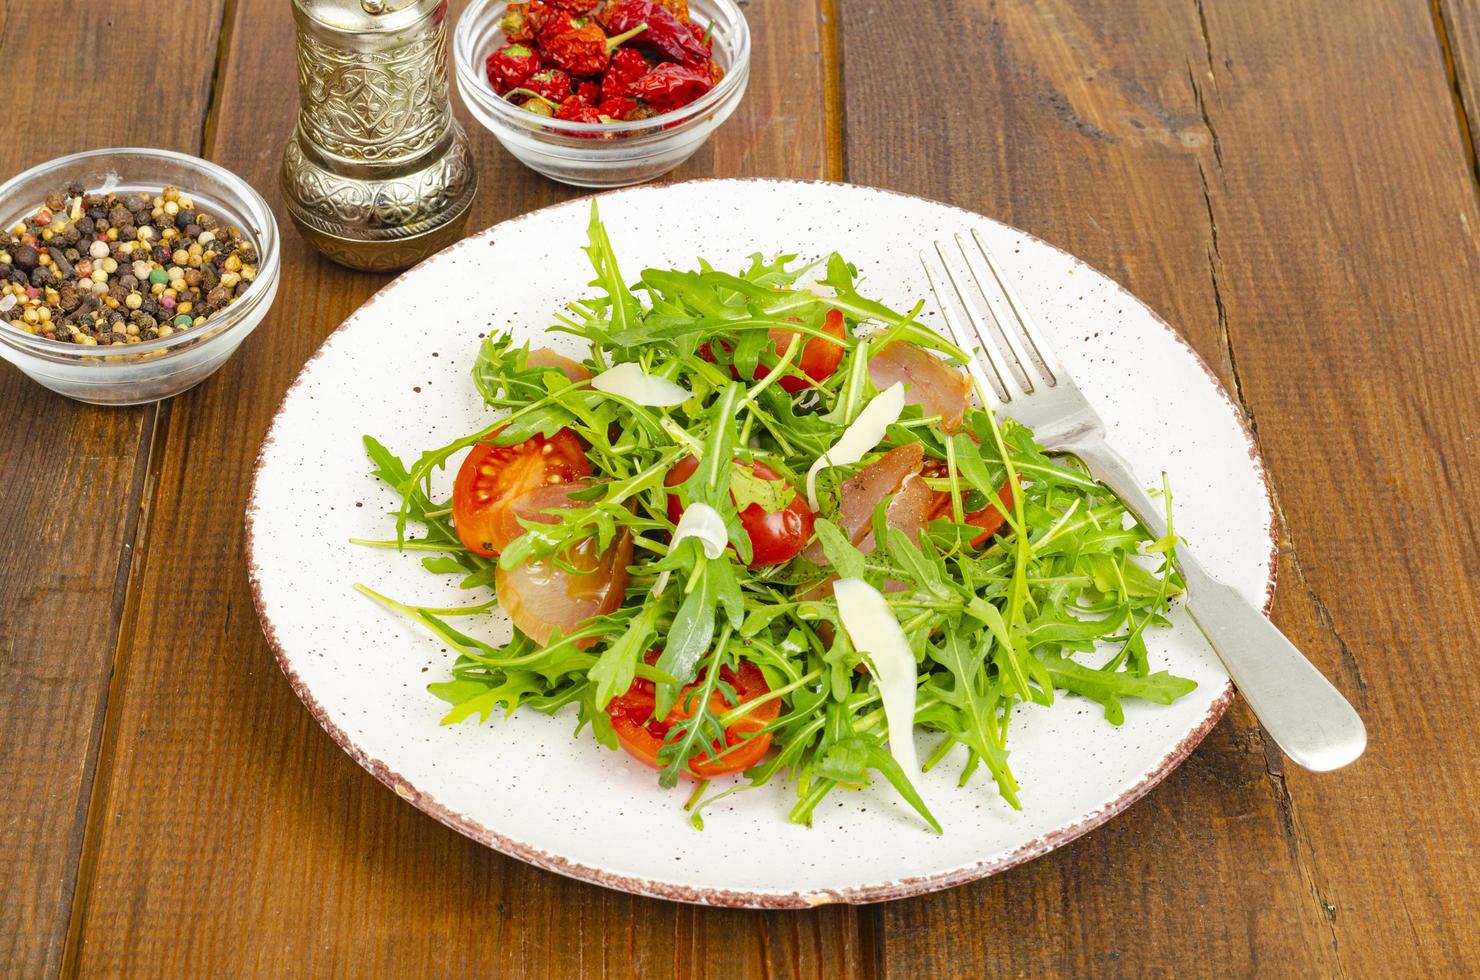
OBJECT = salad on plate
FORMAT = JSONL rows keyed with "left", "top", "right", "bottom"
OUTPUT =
{"left": 356, "top": 204, "right": 1195, "bottom": 831}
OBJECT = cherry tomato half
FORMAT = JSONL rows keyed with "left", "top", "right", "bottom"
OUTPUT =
{"left": 451, "top": 428, "right": 590, "bottom": 557}
{"left": 700, "top": 308, "right": 849, "bottom": 393}
{"left": 664, "top": 455, "right": 815, "bottom": 566}
{"left": 927, "top": 468, "right": 1016, "bottom": 547}
{"left": 607, "top": 654, "right": 780, "bottom": 778}
{"left": 758, "top": 308, "right": 848, "bottom": 393}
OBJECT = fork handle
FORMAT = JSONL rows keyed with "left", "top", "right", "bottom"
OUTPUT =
{"left": 1066, "top": 440, "right": 1366, "bottom": 772}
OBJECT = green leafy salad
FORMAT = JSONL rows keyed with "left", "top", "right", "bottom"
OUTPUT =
{"left": 356, "top": 203, "right": 1195, "bottom": 831}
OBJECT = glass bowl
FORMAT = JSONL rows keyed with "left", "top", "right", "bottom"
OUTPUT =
{"left": 0, "top": 147, "right": 280, "bottom": 406}
{"left": 454, "top": 0, "right": 750, "bottom": 188}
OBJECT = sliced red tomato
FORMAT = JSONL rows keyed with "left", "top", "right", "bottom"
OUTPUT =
{"left": 607, "top": 654, "right": 780, "bottom": 778}
{"left": 452, "top": 428, "right": 590, "bottom": 557}
{"left": 664, "top": 455, "right": 814, "bottom": 567}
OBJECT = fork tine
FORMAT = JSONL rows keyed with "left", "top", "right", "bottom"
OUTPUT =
{"left": 930, "top": 240, "right": 1028, "bottom": 400}
{"left": 920, "top": 252, "right": 1009, "bottom": 406}
{"left": 969, "top": 228, "right": 1063, "bottom": 382}
{"left": 952, "top": 233, "right": 1044, "bottom": 392}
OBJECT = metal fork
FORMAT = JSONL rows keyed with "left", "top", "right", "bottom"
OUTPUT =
{"left": 921, "top": 230, "right": 1366, "bottom": 772}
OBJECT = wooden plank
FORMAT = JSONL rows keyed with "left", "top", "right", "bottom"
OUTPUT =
{"left": 66, "top": 0, "right": 862, "bottom": 976}
{"left": 1190, "top": 2, "right": 1480, "bottom": 976}
{"left": 0, "top": 2, "right": 226, "bottom": 976}
{"left": 839, "top": 0, "right": 1480, "bottom": 974}
{"left": 1434, "top": 0, "right": 1480, "bottom": 194}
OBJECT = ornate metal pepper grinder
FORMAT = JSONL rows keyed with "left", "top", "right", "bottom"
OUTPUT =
{"left": 282, "top": 0, "right": 477, "bottom": 272}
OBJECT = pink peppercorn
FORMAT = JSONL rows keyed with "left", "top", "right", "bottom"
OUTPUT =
{"left": 34, "top": 208, "right": 52, "bottom": 226}
{"left": 76, "top": 259, "right": 93, "bottom": 276}
{"left": 25, "top": 286, "right": 40, "bottom": 300}
{"left": 159, "top": 295, "right": 176, "bottom": 309}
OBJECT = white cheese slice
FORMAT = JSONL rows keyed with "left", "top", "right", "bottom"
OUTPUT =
{"left": 832, "top": 576, "right": 920, "bottom": 778}
{"left": 805, "top": 382, "right": 906, "bottom": 509}
{"left": 590, "top": 361, "right": 690, "bottom": 407}
{"left": 651, "top": 501, "right": 727, "bottom": 595}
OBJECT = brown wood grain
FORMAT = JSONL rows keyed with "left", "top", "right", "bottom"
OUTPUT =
{"left": 842, "top": 0, "right": 1480, "bottom": 976}
{"left": 0, "top": 2, "right": 227, "bottom": 976}
{"left": 1435, "top": 0, "right": 1480, "bottom": 195}
{"left": 1193, "top": 2, "right": 1480, "bottom": 975}
{"left": 62, "top": 0, "right": 860, "bottom": 976}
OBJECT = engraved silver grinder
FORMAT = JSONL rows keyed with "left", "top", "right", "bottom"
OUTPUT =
{"left": 282, "top": 0, "right": 477, "bottom": 272}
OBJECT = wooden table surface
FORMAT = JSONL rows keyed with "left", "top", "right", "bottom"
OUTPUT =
{"left": 4, "top": 0, "right": 1478, "bottom": 976}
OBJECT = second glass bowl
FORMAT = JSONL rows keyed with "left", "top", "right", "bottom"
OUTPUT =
{"left": 454, "top": 0, "right": 750, "bottom": 188}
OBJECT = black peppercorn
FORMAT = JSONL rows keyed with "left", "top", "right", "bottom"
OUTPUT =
{"left": 12, "top": 244, "right": 39, "bottom": 271}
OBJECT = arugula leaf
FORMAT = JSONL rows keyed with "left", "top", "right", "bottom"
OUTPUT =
{"left": 730, "top": 464, "right": 797, "bottom": 514}
{"left": 432, "top": 671, "right": 544, "bottom": 725}
{"left": 1040, "top": 653, "right": 1197, "bottom": 724}
{"left": 812, "top": 519, "right": 865, "bottom": 580}
{"left": 584, "top": 201, "right": 641, "bottom": 338}
{"left": 588, "top": 604, "right": 660, "bottom": 710}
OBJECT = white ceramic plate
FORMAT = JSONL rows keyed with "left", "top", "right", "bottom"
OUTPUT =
{"left": 247, "top": 180, "right": 1274, "bottom": 907}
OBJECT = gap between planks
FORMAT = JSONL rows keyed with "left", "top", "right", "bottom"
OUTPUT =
{"left": 57, "top": 1, "right": 239, "bottom": 972}
{"left": 819, "top": 0, "right": 846, "bottom": 181}
{"left": 1431, "top": 0, "right": 1480, "bottom": 206}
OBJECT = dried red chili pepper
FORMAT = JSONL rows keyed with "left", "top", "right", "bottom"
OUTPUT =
{"left": 601, "top": 46, "right": 650, "bottom": 100}
{"left": 577, "top": 80, "right": 602, "bottom": 103}
{"left": 499, "top": 1, "right": 550, "bottom": 42}
{"left": 602, "top": 0, "right": 709, "bottom": 67}
{"left": 597, "top": 96, "right": 639, "bottom": 120}
{"left": 546, "top": 0, "right": 598, "bottom": 12}
{"left": 654, "top": 0, "right": 691, "bottom": 22}
{"left": 519, "top": 68, "right": 574, "bottom": 104}
{"left": 554, "top": 95, "right": 605, "bottom": 131}
{"left": 485, "top": 43, "right": 542, "bottom": 95}
{"left": 536, "top": 10, "right": 586, "bottom": 47}
{"left": 544, "top": 22, "right": 649, "bottom": 77}
{"left": 626, "top": 61, "right": 713, "bottom": 112}
{"left": 685, "top": 20, "right": 711, "bottom": 53}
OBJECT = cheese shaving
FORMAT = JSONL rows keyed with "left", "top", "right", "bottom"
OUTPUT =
{"left": 805, "top": 382, "right": 906, "bottom": 509}
{"left": 590, "top": 362, "right": 690, "bottom": 407}
{"left": 650, "top": 501, "right": 726, "bottom": 595}
{"left": 832, "top": 577, "right": 921, "bottom": 778}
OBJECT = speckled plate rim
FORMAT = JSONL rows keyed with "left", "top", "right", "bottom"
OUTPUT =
{"left": 245, "top": 178, "right": 1277, "bottom": 908}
